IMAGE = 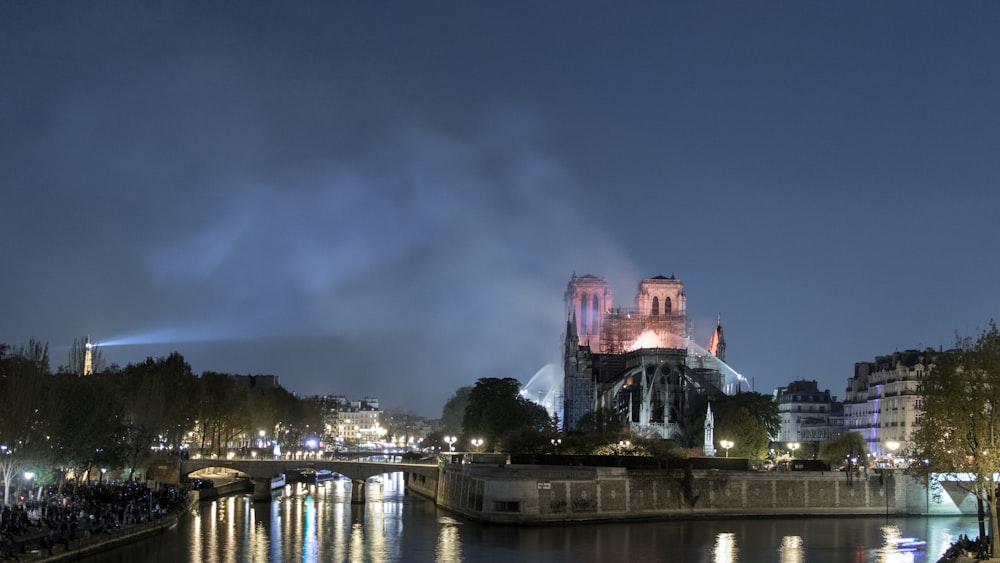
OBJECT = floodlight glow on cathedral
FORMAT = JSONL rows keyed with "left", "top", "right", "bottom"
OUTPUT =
{"left": 562, "top": 273, "right": 743, "bottom": 438}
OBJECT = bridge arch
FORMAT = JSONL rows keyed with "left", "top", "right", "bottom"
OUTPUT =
{"left": 179, "top": 458, "right": 440, "bottom": 503}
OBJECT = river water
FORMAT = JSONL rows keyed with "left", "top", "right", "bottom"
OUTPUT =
{"left": 83, "top": 472, "right": 979, "bottom": 563}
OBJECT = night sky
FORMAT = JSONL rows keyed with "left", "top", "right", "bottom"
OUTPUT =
{"left": 3, "top": 3, "right": 999, "bottom": 417}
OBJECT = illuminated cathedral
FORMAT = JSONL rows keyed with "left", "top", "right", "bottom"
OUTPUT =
{"left": 562, "top": 273, "right": 739, "bottom": 439}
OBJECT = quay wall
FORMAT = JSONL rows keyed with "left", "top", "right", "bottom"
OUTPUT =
{"left": 409, "top": 463, "right": 975, "bottom": 524}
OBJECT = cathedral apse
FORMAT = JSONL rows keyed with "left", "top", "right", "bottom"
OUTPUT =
{"left": 562, "top": 273, "right": 738, "bottom": 440}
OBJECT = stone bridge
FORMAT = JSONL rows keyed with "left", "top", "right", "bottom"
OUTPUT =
{"left": 179, "top": 458, "right": 439, "bottom": 503}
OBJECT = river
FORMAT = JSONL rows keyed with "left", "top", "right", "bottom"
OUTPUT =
{"left": 81, "top": 472, "right": 979, "bottom": 562}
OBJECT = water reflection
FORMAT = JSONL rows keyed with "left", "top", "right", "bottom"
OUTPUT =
{"left": 779, "top": 536, "right": 803, "bottom": 563}
{"left": 86, "top": 472, "right": 982, "bottom": 563}
{"left": 872, "top": 524, "right": 918, "bottom": 563}
{"left": 436, "top": 518, "right": 462, "bottom": 563}
{"left": 713, "top": 532, "right": 738, "bottom": 563}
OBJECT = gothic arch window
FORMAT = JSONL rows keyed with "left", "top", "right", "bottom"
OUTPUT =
{"left": 591, "top": 295, "right": 599, "bottom": 335}
{"left": 651, "top": 296, "right": 659, "bottom": 317}
{"left": 664, "top": 296, "right": 672, "bottom": 314}
{"left": 580, "top": 293, "right": 590, "bottom": 334}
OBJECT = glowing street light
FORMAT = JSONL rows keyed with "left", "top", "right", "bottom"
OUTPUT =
{"left": 551, "top": 438, "right": 562, "bottom": 454}
{"left": 444, "top": 436, "right": 457, "bottom": 452}
{"left": 470, "top": 438, "right": 484, "bottom": 452}
{"left": 787, "top": 442, "right": 800, "bottom": 457}
{"left": 720, "top": 440, "right": 734, "bottom": 458}
{"left": 616, "top": 440, "right": 631, "bottom": 456}
{"left": 885, "top": 441, "right": 900, "bottom": 467}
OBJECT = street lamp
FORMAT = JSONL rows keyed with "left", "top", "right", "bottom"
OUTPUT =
{"left": 787, "top": 442, "right": 800, "bottom": 458}
{"left": 470, "top": 438, "right": 484, "bottom": 453}
{"left": 444, "top": 436, "right": 457, "bottom": 452}
{"left": 720, "top": 440, "right": 734, "bottom": 458}
{"left": 551, "top": 438, "right": 562, "bottom": 454}
{"left": 22, "top": 471, "right": 34, "bottom": 502}
{"left": 885, "top": 441, "right": 900, "bottom": 467}
{"left": 616, "top": 440, "right": 631, "bottom": 456}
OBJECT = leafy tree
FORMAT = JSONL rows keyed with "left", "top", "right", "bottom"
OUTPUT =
{"left": 195, "top": 372, "right": 249, "bottom": 455}
{"left": 115, "top": 353, "right": 196, "bottom": 479}
{"left": 713, "top": 392, "right": 780, "bottom": 440}
{"left": 47, "top": 371, "right": 124, "bottom": 490}
{"left": 462, "top": 378, "right": 552, "bottom": 452}
{"left": 440, "top": 386, "right": 472, "bottom": 435}
{"left": 912, "top": 322, "right": 1000, "bottom": 555}
{"left": 562, "top": 407, "right": 631, "bottom": 455}
{"left": 818, "top": 431, "right": 867, "bottom": 479}
{"left": 715, "top": 407, "right": 769, "bottom": 459}
{"left": 576, "top": 407, "right": 625, "bottom": 434}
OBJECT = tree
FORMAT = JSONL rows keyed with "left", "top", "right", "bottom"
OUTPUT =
{"left": 713, "top": 392, "right": 780, "bottom": 440}
{"left": 715, "top": 407, "right": 769, "bottom": 460}
{"left": 462, "top": 378, "right": 552, "bottom": 453}
{"left": 48, "top": 371, "right": 125, "bottom": 489}
{"left": 818, "top": 431, "right": 867, "bottom": 476}
{"left": 440, "top": 386, "right": 472, "bottom": 436}
{"left": 0, "top": 341, "right": 53, "bottom": 505}
{"left": 62, "top": 337, "right": 105, "bottom": 375}
{"left": 912, "top": 322, "right": 1000, "bottom": 555}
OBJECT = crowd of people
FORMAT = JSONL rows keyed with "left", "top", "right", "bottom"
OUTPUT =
{"left": 0, "top": 481, "right": 189, "bottom": 559}
{"left": 938, "top": 534, "right": 990, "bottom": 561}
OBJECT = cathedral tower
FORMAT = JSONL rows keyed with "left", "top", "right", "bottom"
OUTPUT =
{"left": 564, "top": 274, "right": 612, "bottom": 349}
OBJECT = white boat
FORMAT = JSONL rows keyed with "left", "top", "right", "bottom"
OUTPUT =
{"left": 271, "top": 473, "right": 286, "bottom": 489}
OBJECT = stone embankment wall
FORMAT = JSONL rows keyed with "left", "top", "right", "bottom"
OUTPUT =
{"left": 409, "top": 464, "right": 919, "bottom": 524}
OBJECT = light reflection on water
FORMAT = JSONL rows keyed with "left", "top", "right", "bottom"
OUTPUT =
{"left": 86, "top": 472, "right": 982, "bottom": 563}
{"left": 779, "top": 536, "right": 803, "bottom": 563}
{"left": 713, "top": 532, "right": 738, "bottom": 562}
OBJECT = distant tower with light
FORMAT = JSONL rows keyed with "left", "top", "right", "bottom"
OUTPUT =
{"left": 84, "top": 337, "right": 93, "bottom": 376}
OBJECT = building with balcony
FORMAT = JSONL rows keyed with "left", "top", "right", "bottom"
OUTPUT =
{"left": 844, "top": 348, "right": 935, "bottom": 458}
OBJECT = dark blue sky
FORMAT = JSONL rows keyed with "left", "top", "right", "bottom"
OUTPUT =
{"left": 2, "top": 3, "right": 999, "bottom": 417}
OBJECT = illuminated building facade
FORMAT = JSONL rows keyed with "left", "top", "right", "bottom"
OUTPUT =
{"left": 320, "top": 395, "right": 385, "bottom": 448}
{"left": 844, "top": 348, "right": 934, "bottom": 457}
{"left": 774, "top": 379, "right": 842, "bottom": 443}
{"left": 562, "top": 273, "right": 736, "bottom": 439}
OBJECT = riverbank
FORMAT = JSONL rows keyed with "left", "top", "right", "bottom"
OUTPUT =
{"left": 5, "top": 490, "right": 199, "bottom": 562}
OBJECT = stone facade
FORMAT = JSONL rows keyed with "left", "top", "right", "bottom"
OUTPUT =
{"left": 774, "top": 379, "right": 842, "bottom": 443}
{"left": 844, "top": 349, "right": 933, "bottom": 457}
{"left": 413, "top": 463, "right": 926, "bottom": 524}
{"left": 562, "top": 273, "right": 733, "bottom": 439}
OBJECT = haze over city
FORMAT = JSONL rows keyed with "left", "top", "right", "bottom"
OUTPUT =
{"left": 3, "top": 3, "right": 999, "bottom": 417}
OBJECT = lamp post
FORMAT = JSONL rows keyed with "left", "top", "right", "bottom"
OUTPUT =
{"left": 470, "top": 438, "right": 484, "bottom": 453}
{"left": 444, "top": 436, "right": 457, "bottom": 452}
{"left": 884, "top": 441, "right": 900, "bottom": 516}
{"left": 550, "top": 438, "right": 562, "bottom": 454}
{"left": 787, "top": 442, "right": 800, "bottom": 458}
{"left": 22, "top": 471, "right": 34, "bottom": 502}
{"left": 615, "top": 440, "right": 631, "bottom": 456}
{"left": 885, "top": 441, "right": 900, "bottom": 467}
{"left": 720, "top": 440, "right": 734, "bottom": 458}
